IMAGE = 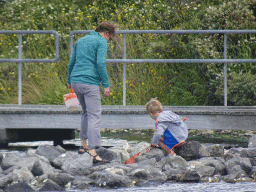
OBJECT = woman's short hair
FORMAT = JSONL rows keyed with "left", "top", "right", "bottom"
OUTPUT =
{"left": 95, "top": 22, "right": 115, "bottom": 40}
{"left": 146, "top": 98, "right": 163, "bottom": 113}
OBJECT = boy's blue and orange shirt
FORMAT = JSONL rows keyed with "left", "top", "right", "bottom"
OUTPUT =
{"left": 68, "top": 31, "right": 109, "bottom": 88}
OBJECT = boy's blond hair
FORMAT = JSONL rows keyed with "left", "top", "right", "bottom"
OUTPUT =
{"left": 146, "top": 98, "right": 163, "bottom": 113}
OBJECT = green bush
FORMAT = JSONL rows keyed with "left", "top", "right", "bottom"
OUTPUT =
{"left": 215, "top": 72, "right": 256, "bottom": 106}
{"left": 0, "top": 0, "right": 256, "bottom": 106}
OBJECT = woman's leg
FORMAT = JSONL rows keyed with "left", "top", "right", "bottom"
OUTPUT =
{"left": 71, "top": 83, "right": 88, "bottom": 152}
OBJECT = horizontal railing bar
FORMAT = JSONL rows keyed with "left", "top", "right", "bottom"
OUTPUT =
{"left": 106, "top": 59, "right": 256, "bottom": 63}
{"left": 0, "top": 59, "right": 58, "bottom": 63}
{"left": 0, "top": 30, "right": 59, "bottom": 63}
{"left": 0, "top": 30, "right": 59, "bottom": 35}
{"left": 70, "top": 30, "right": 256, "bottom": 35}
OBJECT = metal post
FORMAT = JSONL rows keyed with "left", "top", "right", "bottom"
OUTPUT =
{"left": 18, "top": 34, "right": 22, "bottom": 105}
{"left": 223, "top": 34, "right": 227, "bottom": 106}
{"left": 123, "top": 34, "right": 127, "bottom": 106}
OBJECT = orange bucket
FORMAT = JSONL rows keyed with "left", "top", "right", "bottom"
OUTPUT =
{"left": 63, "top": 88, "right": 80, "bottom": 108}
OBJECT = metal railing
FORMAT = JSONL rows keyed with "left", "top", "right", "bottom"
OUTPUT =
{"left": 0, "top": 30, "right": 59, "bottom": 105}
{"left": 70, "top": 30, "right": 256, "bottom": 106}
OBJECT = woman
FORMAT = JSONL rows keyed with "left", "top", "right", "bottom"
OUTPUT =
{"left": 67, "top": 22, "right": 115, "bottom": 163}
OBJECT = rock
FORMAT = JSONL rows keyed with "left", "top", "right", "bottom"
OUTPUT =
{"left": 52, "top": 151, "right": 76, "bottom": 169}
{"left": 0, "top": 153, "right": 3, "bottom": 165}
{"left": 4, "top": 182, "right": 35, "bottom": 192}
{"left": 248, "top": 134, "right": 256, "bottom": 148}
{"left": 1, "top": 153, "right": 49, "bottom": 172}
{"left": 156, "top": 156, "right": 188, "bottom": 171}
{"left": 236, "top": 177, "right": 254, "bottom": 182}
{"left": 35, "top": 145, "right": 63, "bottom": 163}
{"left": 249, "top": 166, "right": 256, "bottom": 179}
{"left": 1, "top": 153, "right": 22, "bottom": 171}
{"left": 163, "top": 168, "right": 185, "bottom": 181}
{"left": 127, "top": 165, "right": 167, "bottom": 183}
{"left": 61, "top": 153, "right": 93, "bottom": 176}
{"left": 38, "top": 179, "right": 65, "bottom": 191}
{"left": 174, "top": 141, "right": 204, "bottom": 161}
{"left": 224, "top": 148, "right": 249, "bottom": 161}
{"left": 127, "top": 141, "right": 149, "bottom": 157}
{"left": 194, "top": 165, "right": 215, "bottom": 178}
{"left": 90, "top": 170, "right": 132, "bottom": 188}
{"left": 48, "top": 173, "right": 75, "bottom": 186}
{"left": 12, "top": 167, "right": 34, "bottom": 183}
{"left": 72, "top": 176, "right": 94, "bottom": 190}
{"left": 197, "top": 157, "right": 226, "bottom": 175}
{"left": 179, "top": 169, "right": 200, "bottom": 182}
{"left": 96, "top": 147, "right": 118, "bottom": 162}
{"left": 110, "top": 148, "right": 130, "bottom": 164}
{"left": 225, "top": 156, "right": 252, "bottom": 175}
{"left": 137, "top": 158, "right": 156, "bottom": 166}
{"left": 31, "top": 160, "right": 56, "bottom": 177}
{"left": 206, "top": 144, "right": 224, "bottom": 158}
{"left": 137, "top": 148, "right": 165, "bottom": 163}
{"left": 105, "top": 167, "right": 125, "bottom": 176}
{"left": 221, "top": 174, "right": 238, "bottom": 183}
{"left": 0, "top": 174, "right": 12, "bottom": 188}
{"left": 56, "top": 145, "right": 66, "bottom": 153}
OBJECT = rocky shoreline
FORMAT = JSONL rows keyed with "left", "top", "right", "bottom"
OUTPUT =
{"left": 1, "top": 130, "right": 256, "bottom": 191}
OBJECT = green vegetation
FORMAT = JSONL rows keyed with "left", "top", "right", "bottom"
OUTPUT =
{"left": 1, "top": 0, "right": 256, "bottom": 105}
{"left": 99, "top": 129, "right": 254, "bottom": 147}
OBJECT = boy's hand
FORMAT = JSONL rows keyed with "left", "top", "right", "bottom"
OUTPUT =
{"left": 146, "top": 146, "right": 152, "bottom": 152}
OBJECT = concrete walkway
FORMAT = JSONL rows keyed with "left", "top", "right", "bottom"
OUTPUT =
{"left": 0, "top": 104, "right": 256, "bottom": 130}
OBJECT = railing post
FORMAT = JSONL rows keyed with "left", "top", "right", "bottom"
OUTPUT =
{"left": 123, "top": 34, "right": 127, "bottom": 106}
{"left": 18, "top": 34, "right": 22, "bottom": 105}
{"left": 223, "top": 34, "right": 227, "bottom": 106}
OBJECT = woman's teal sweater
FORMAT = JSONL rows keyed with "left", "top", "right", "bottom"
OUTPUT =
{"left": 68, "top": 31, "right": 109, "bottom": 88}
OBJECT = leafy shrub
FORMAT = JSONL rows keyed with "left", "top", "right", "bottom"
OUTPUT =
{"left": 215, "top": 72, "right": 256, "bottom": 106}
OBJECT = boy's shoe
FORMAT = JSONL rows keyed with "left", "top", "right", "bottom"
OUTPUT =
{"left": 167, "top": 151, "right": 176, "bottom": 157}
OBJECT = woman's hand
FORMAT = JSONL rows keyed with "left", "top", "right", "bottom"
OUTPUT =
{"left": 103, "top": 87, "right": 110, "bottom": 97}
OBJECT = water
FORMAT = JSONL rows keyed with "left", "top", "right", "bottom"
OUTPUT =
{"left": 2, "top": 140, "right": 256, "bottom": 192}
{"left": 65, "top": 182, "right": 256, "bottom": 192}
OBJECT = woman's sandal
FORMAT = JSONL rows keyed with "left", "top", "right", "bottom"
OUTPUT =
{"left": 78, "top": 146, "right": 88, "bottom": 154}
{"left": 91, "top": 154, "right": 110, "bottom": 163}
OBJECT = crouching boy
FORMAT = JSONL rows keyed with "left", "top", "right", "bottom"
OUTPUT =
{"left": 146, "top": 98, "right": 188, "bottom": 156}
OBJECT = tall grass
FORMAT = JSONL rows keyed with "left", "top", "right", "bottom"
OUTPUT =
{"left": 1, "top": 0, "right": 256, "bottom": 105}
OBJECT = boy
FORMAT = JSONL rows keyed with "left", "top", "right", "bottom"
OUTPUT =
{"left": 146, "top": 98, "right": 188, "bottom": 156}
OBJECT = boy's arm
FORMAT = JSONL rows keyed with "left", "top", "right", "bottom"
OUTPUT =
{"left": 151, "top": 122, "right": 168, "bottom": 146}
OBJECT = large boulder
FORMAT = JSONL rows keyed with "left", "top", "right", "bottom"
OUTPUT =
{"left": 174, "top": 141, "right": 207, "bottom": 160}
{"left": 48, "top": 172, "right": 75, "bottom": 187}
{"left": 225, "top": 156, "right": 252, "bottom": 175}
{"left": 31, "top": 159, "right": 57, "bottom": 177}
{"left": 72, "top": 176, "right": 94, "bottom": 190}
{"left": 52, "top": 151, "right": 76, "bottom": 169}
{"left": 37, "top": 180, "right": 64, "bottom": 192}
{"left": 179, "top": 169, "right": 200, "bottom": 182}
{"left": 127, "top": 165, "right": 167, "bottom": 183}
{"left": 197, "top": 157, "right": 226, "bottom": 175}
{"left": 134, "top": 148, "right": 164, "bottom": 163}
{"left": 35, "top": 145, "right": 64, "bottom": 163}
{"left": 156, "top": 156, "right": 188, "bottom": 171}
{"left": 12, "top": 167, "right": 34, "bottom": 183}
{"left": 61, "top": 153, "right": 93, "bottom": 176}
{"left": 206, "top": 144, "right": 224, "bottom": 158}
{"left": 248, "top": 134, "right": 256, "bottom": 148}
{"left": 1, "top": 153, "right": 49, "bottom": 172}
{"left": 4, "top": 182, "right": 35, "bottom": 192}
{"left": 96, "top": 147, "right": 119, "bottom": 162}
{"left": 90, "top": 170, "right": 132, "bottom": 188}
{"left": 127, "top": 141, "right": 149, "bottom": 157}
